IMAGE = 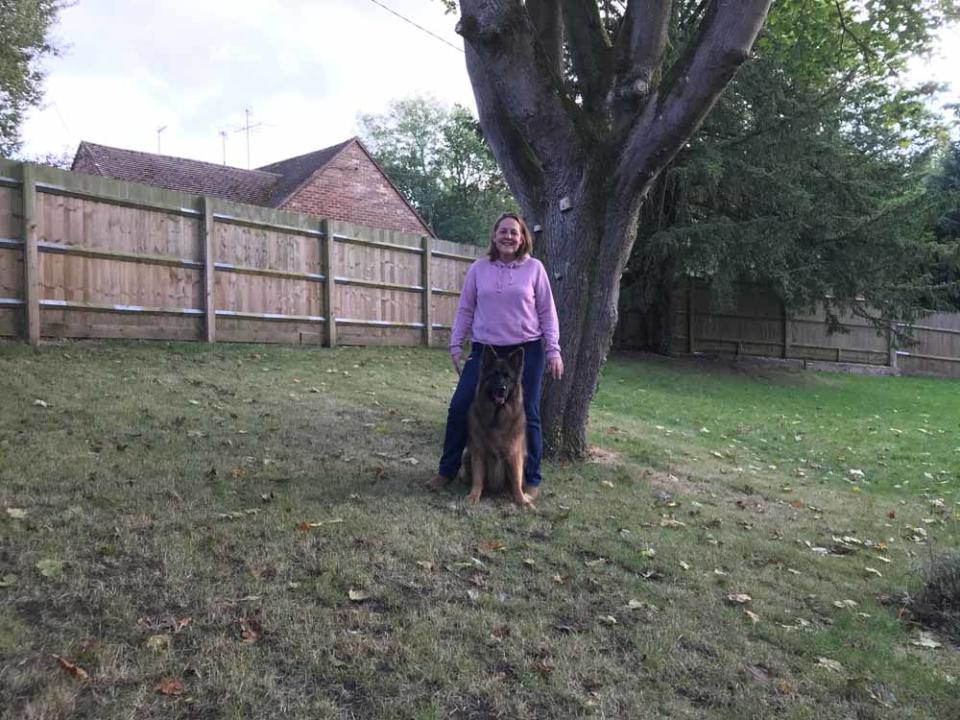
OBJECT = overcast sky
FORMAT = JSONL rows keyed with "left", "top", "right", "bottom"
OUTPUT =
{"left": 19, "top": 1, "right": 960, "bottom": 169}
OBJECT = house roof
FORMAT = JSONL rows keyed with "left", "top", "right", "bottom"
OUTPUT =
{"left": 71, "top": 137, "right": 434, "bottom": 235}
{"left": 256, "top": 138, "right": 353, "bottom": 206}
{"left": 72, "top": 142, "right": 280, "bottom": 206}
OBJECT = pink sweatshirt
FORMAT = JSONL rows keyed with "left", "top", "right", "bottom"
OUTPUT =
{"left": 450, "top": 256, "right": 561, "bottom": 359}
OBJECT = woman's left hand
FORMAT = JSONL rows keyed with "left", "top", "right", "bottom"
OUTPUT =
{"left": 547, "top": 356, "right": 564, "bottom": 380}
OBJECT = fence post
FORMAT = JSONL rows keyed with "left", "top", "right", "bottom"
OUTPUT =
{"left": 887, "top": 326, "right": 897, "bottom": 368}
{"left": 687, "top": 282, "right": 695, "bottom": 354}
{"left": 202, "top": 196, "right": 216, "bottom": 343}
{"left": 22, "top": 162, "right": 40, "bottom": 349}
{"left": 421, "top": 235, "right": 433, "bottom": 348}
{"left": 322, "top": 219, "right": 337, "bottom": 348}
{"left": 781, "top": 301, "right": 790, "bottom": 359}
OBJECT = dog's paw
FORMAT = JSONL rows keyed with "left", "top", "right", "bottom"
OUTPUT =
{"left": 467, "top": 490, "right": 482, "bottom": 504}
{"left": 516, "top": 493, "right": 536, "bottom": 509}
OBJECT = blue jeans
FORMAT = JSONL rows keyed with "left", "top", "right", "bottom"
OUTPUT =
{"left": 438, "top": 339, "right": 545, "bottom": 487}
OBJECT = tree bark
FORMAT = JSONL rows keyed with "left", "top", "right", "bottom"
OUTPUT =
{"left": 457, "top": 0, "right": 772, "bottom": 459}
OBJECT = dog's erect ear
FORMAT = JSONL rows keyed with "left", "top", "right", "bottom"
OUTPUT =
{"left": 482, "top": 345, "right": 497, "bottom": 368}
{"left": 507, "top": 347, "right": 525, "bottom": 373}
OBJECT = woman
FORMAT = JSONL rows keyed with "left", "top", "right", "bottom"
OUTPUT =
{"left": 429, "top": 212, "right": 563, "bottom": 502}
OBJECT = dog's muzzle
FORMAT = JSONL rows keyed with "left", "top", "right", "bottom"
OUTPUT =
{"left": 492, "top": 385, "right": 509, "bottom": 405}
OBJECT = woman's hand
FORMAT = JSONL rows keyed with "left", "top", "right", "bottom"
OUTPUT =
{"left": 451, "top": 352, "right": 464, "bottom": 376}
{"left": 547, "top": 356, "right": 564, "bottom": 380}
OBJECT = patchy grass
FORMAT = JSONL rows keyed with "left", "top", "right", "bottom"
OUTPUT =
{"left": 1, "top": 342, "right": 958, "bottom": 719}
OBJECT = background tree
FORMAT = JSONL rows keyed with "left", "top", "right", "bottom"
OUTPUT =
{"left": 0, "top": 0, "right": 63, "bottom": 157}
{"left": 450, "top": 0, "right": 774, "bottom": 457}
{"left": 358, "top": 96, "right": 516, "bottom": 245}
{"left": 621, "top": 0, "right": 960, "bottom": 349}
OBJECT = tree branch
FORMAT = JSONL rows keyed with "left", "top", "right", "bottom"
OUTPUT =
{"left": 610, "top": 0, "right": 673, "bottom": 123}
{"left": 463, "top": 43, "right": 545, "bottom": 211}
{"left": 527, "top": 0, "right": 564, "bottom": 78}
{"left": 559, "top": 0, "right": 613, "bottom": 111}
{"left": 457, "top": 0, "right": 581, "bottom": 172}
{"left": 615, "top": 0, "right": 772, "bottom": 199}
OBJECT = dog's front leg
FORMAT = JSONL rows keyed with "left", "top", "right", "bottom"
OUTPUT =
{"left": 509, "top": 449, "right": 533, "bottom": 508}
{"left": 467, "top": 453, "right": 485, "bottom": 504}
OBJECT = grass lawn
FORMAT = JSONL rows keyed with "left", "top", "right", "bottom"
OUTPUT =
{"left": 1, "top": 342, "right": 958, "bottom": 719}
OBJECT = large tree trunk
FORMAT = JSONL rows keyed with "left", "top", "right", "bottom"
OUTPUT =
{"left": 457, "top": 0, "right": 772, "bottom": 459}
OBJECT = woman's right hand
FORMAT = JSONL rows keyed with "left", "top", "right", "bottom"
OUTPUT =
{"left": 451, "top": 352, "right": 464, "bottom": 376}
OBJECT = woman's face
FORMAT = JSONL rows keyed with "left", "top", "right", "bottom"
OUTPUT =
{"left": 494, "top": 218, "right": 523, "bottom": 261}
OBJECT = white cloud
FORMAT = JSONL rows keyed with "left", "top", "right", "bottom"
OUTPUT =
{"left": 20, "top": 0, "right": 474, "bottom": 165}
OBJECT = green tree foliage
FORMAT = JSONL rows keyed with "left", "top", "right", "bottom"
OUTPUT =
{"left": 0, "top": 0, "right": 62, "bottom": 157}
{"left": 622, "top": 0, "right": 960, "bottom": 342}
{"left": 358, "top": 96, "right": 516, "bottom": 245}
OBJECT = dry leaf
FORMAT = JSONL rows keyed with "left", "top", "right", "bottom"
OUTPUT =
{"left": 776, "top": 679, "right": 794, "bottom": 695}
{"left": 912, "top": 632, "right": 942, "bottom": 649}
{"left": 584, "top": 558, "right": 607, "bottom": 567}
{"left": 33, "top": 399, "right": 48, "bottom": 408}
{"left": 522, "top": 558, "right": 536, "bottom": 567}
{"left": 627, "top": 599, "right": 659, "bottom": 611}
{"left": 816, "top": 657, "right": 844, "bottom": 673}
{"left": 660, "top": 518, "right": 686, "bottom": 529}
{"left": 744, "top": 610, "right": 761, "bottom": 624}
{"left": 6, "top": 508, "right": 27, "bottom": 519}
{"left": 864, "top": 567, "right": 883, "bottom": 578}
{"left": 481, "top": 540, "right": 506, "bottom": 552}
{"left": 535, "top": 659, "right": 556, "bottom": 674}
{"left": 146, "top": 634, "right": 172, "bottom": 651}
{"left": 415, "top": 560, "right": 436, "bottom": 571}
{"left": 155, "top": 677, "right": 185, "bottom": 695}
{"left": 738, "top": 663, "right": 769, "bottom": 682}
{"left": 36, "top": 559, "right": 64, "bottom": 578}
{"left": 348, "top": 589, "right": 370, "bottom": 602}
{"left": 52, "top": 655, "right": 89, "bottom": 682}
{"left": 679, "top": 561, "right": 690, "bottom": 571}
{"left": 596, "top": 615, "right": 618, "bottom": 626}
{"left": 600, "top": 480, "right": 615, "bottom": 488}
{"left": 886, "top": 510, "right": 896, "bottom": 519}
{"left": 725, "top": 593, "right": 752, "bottom": 605}
{"left": 0, "top": 574, "right": 16, "bottom": 588}
{"left": 239, "top": 618, "right": 261, "bottom": 644}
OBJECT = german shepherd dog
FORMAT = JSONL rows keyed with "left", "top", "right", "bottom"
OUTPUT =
{"left": 464, "top": 346, "right": 534, "bottom": 508}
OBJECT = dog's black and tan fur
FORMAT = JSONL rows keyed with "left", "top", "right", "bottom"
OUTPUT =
{"left": 464, "top": 346, "right": 534, "bottom": 508}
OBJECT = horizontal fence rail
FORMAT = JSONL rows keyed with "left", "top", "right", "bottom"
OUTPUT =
{"left": 0, "top": 159, "right": 484, "bottom": 348}
{"left": 615, "top": 281, "right": 960, "bottom": 379}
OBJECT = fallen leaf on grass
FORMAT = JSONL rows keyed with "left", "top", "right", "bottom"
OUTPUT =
{"left": 869, "top": 683, "right": 898, "bottom": 707}
{"left": 415, "top": 560, "right": 436, "bottom": 571}
{"left": 816, "top": 657, "right": 844, "bottom": 673}
{"left": 522, "top": 558, "right": 536, "bottom": 567}
{"left": 36, "top": 559, "right": 64, "bottom": 578}
{"left": 790, "top": 499, "right": 804, "bottom": 509}
{"left": 33, "top": 399, "right": 48, "bottom": 408}
{"left": 535, "top": 659, "right": 556, "bottom": 675}
{"left": 725, "top": 593, "right": 752, "bottom": 605}
{"left": 348, "top": 589, "right": 370, "bottom": 602}
{"left": 660, "top": 518, "right": 686, "bottom": 529}
{"left": 600, "top": 480, "right": 615, "bottom": 488}
{"left": 912, "top": 632, "right": 942, "bottom": 649}
{"left": 864, "top": 567, "right": 883, "bottom": 578}
{"left": 584, "top": 558, "right": 607, "bottom": 567}
{"left": 776, "top": 679, "right": 794, "bottom": 695}
{"left": 481, "top": 539, "right": 507, "bottom": 553}
{"left": 744, "top": 610, "right": 761, "bottom": 624}
{"left": 886, "top": 510, "right": 896, "bottom": 519}
{"left": 146, "top": 634, "right": 172, "bottom": 651}
{"left": 679, "top": 561, "right": 690, "bottom": 571}
{"left": 296, "top": 518, "right": 344, "bottom": 532}
{"left": 596, "top": 615, "right": 618, "bottom": 626}
{"left": 627, "top": 599, "right": 659, "bottom": 611}
{"left": 738, "top": 662, "right": 770, "bottom": 682}
{"left": 0, "top": 574, "right": 16, "bottom": 588}
{"left": 239, "top": 618, "right": 262, "bottom": 644}
{"left": 155, "top": 677, "right": 185, "bottom": 696}
{"left": 6, "top": 508, "right": 27, "bottom": 519}
{"left": 52, "top": 655, "right": 89, "bottom": 681}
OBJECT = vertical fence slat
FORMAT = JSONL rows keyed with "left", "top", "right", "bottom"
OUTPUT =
{"left": 202, "top": 196, "right": 216, "bottom": 343}
{"left": 686, "top": 282, "right": 695, "bottom": 354}
{"left": 322, "top": 219, "right": 337, "bottom": 347}
{"left": 421, "top": 235, "right": 432, "bottom": 347}
{"left": 781, "top": 301, "right": 790, "bottom": 359}
{"left": 22, "top": 163, "right": 40, "bottom": 348}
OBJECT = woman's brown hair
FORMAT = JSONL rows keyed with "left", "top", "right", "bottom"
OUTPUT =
{"left": 486, "top": 212, "right": 534, "bottom": 261}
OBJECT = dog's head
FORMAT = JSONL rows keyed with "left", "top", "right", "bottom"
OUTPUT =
{"left": 480, "top": 346, "right": 524, "bottom": 406}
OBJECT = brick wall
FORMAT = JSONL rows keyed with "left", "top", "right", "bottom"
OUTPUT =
{"left": 280, "top": 142, "right": 430, "bottom": 236}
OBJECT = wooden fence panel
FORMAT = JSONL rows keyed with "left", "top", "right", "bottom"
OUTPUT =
{"left": 898, "top": 312, "right": 960, "bottom": 378}
{"left": 0, "top": 160, "right": 484, "bottom": 348}
{"left": 0, "top": 182, "right": 22, "bottom": 336}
